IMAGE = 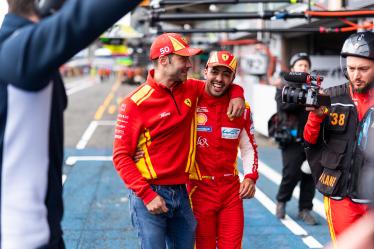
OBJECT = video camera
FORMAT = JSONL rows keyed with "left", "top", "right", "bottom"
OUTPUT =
{"left": 281, "top": 72, "right": 331, "bottom": 107}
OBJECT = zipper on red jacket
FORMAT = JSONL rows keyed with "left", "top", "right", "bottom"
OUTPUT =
{"left": 167, "top": 89, "right": 181, "bottom": 115}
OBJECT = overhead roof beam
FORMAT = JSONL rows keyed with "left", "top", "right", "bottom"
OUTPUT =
{"left": 159, "top": 0, "right": 301, "bottom": 5}
{"left": 156, "top": 27, "right": 344, "bottom": 33}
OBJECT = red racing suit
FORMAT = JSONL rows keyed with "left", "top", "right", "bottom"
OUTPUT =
{"left": 304, "top": 85, "right": 374, "bottom": 241}
{"left": 188, "top": 91, "right": 258, "bottom": 249}
{"left": 113, "top": 70, "right": 243, "bottom": 205}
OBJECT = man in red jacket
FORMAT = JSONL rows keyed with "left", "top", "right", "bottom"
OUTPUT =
{"left": 304, "top": 31, "right": 374, "bottom": 244}
{"left": 113, "top": 34, "right": 244, "bottom": 249}
{"left": 188, "top": 51, "right": 259, "bottom": 249}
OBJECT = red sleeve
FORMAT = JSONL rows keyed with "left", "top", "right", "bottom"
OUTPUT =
{"left": 112, "top": 99, "right": 157, "bottom": 205}
{"left": 229, "top": 83, "right": 244, "bottom": 99}
{"left": 190, "top": 78, "right": 206, "bottom": 97}
{"left": 303, "top": 112, "right": 326, "bottom": 145}
{"left": 240, "top": 104, "right": 259, "bottom": 182}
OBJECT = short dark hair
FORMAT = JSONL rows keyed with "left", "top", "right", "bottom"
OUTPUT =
{"left": 7, "top": 0, "right": 37, "bottom": 17}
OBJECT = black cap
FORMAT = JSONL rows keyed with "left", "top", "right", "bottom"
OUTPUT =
{"left": 289, "top": 52, "right": 311, "bottom": 68}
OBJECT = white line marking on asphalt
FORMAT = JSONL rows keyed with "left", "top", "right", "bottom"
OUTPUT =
{"left": 238, "top": 153, "right": 325, "bottom": 219}
{"left": 258, "top": 160, "right": 326, "bottom": 219}
{"left": 76, "top": 121, "right": 98, "bottom": 149}
{"left": 65, "top": 156, "right": 113, "bottom": 166}
{"left": 97, "top": 120, "right": 117, "bottom": 126}
{"left": 66, "top": 79, "right": 96, "bottom": 96}
{"left": 63, "top": 156, "right": 112, "bottom": 184}
{"left": 302, "top": 235, "right": 324, "bottom": 249}
{"left": 76, "top": 120, "right": 116, "bottom": 150}
{"left": 239, "top": 172, "right": 323, "bottom": 248}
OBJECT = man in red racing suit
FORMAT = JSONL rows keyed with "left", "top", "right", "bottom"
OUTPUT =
{"left": 303, "top": 32, "right": 374, "bottom": 244}
{"left": 113, "top": 34, "right": 245, "bottom": 249}
{"left": 188, "top": 51, "right": 259, "bottom": 249}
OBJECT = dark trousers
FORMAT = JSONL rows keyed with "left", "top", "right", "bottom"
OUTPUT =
{"left": 37, "top": 237, "right": 65, "bottom": 249}
{"left": 276, "top": 142, "right": 315, "bottom": 211}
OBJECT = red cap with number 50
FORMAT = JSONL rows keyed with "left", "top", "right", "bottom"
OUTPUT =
{"left": 149, "top": 33, "right": 203, "bottom": 60}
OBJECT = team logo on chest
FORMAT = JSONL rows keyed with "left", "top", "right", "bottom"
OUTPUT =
{"left": 184, "top": 98, "right": 192, "bottom": 107}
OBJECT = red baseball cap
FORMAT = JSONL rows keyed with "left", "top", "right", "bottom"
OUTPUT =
{"left": 206, "top": 51, "right": 238, "bottom": 72}
{"left": 149, "top": 33, "right": 203, "bottom": 60}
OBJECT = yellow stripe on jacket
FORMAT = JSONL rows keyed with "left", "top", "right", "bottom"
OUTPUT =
{"left": 136, "top": 129, "right": 157, "bottom": 179}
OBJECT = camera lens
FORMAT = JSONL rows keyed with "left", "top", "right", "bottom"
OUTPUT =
{"left": 281, "top": 86, "right": 307, "bottom": 105}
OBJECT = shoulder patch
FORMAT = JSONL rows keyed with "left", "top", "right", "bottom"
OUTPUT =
{"left": 131, "top": 85, "right": 155, "bottom": 106}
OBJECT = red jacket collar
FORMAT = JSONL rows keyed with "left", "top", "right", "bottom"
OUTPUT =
{"left": 146, "top": 69, "right": 184, "bottom": 91}
{"left": 201, "top": 88, "right": 230, "bottom": 105}
{"left": 146, "top": 69, "right": 170, "bottom": 91}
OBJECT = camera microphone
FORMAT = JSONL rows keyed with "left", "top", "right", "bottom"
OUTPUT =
{"left": 283, "top": 72, "right": 323, "bottom": 85}
{"left": 281, "top": 72, "right": 330, "bottom": 107}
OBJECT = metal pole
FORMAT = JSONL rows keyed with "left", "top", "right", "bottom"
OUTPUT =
{"left": 151, "top": 12, "right": 306, "bottom": 21}
{"left": 151, "top": 11, "right": 374, "bottom": 22}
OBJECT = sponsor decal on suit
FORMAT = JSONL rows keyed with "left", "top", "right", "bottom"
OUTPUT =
{"left": 197, "top": 113, "right": 208, "bottom": 125}
{"left": 197, "top": 125, "right": 212, "bottom": 132}
{"left": 197, "top": 106, "right": 209, "bottom": 113}
{"left": 197, "top": 136, "right": 209, "bottom": 147}
{"left": 221, "top": 127, "right": 241, "bottom": 139}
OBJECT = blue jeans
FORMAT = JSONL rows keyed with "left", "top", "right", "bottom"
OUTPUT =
{"left": 129, "top": 184, "right": 197, "bottom": 249}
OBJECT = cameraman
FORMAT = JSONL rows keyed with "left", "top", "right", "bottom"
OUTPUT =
{"left": 0, "top": 1, "right": 140, "bottom": 248}
{"left": 274, "top": 53, "right": 317, "bottom": 225}
{"left": 304, "top": 31, "right": 374, "bottom": 244}
{"left": 324, "top": 134, "right": 374, "bottom": 249}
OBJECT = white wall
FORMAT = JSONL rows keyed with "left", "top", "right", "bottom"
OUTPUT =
{"left": 310, "top": 55, "right": 346, "bottom": 88}
{"left": 235, "top": 73, "right": 277, "bottom": 137}
{"left": 0, "top": 1, "right": 8, "bottom": 26}
{"left": 250, "top": 83, "right": 277, "bottom": 136}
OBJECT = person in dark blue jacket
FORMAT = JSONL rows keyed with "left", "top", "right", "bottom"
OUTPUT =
{"left": 0, "top": 1, "right": 141, "bottom": 248}
{"left": 274, "top": 53, "right": 317, "bottom": 225}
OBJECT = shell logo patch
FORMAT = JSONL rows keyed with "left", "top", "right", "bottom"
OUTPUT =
{"left": 197, "top": 113, "right": 208, "bottom": 125}
{"left": 184, "top": 98, "right": 192, "bottom": 107}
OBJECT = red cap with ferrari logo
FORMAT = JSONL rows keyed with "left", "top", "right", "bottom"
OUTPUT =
{"left": 149, "top": 33, "right": 203, "bottom": 60}
{"left": 206, "top": 51, "right": 238, "bottom": 72}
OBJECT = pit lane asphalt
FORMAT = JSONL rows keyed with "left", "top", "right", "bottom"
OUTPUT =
{"left": 62, "top": 76, "right": 331, "bottom": 249}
